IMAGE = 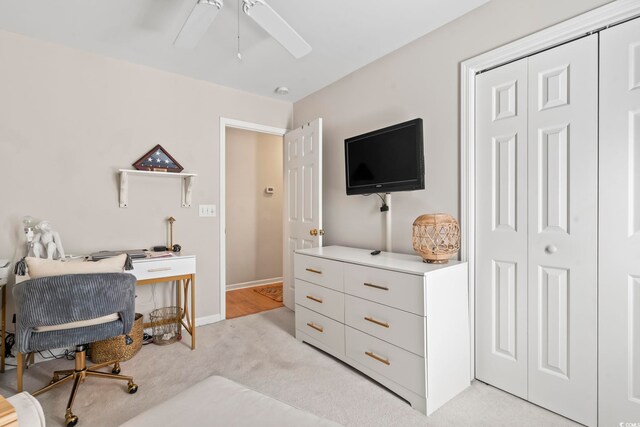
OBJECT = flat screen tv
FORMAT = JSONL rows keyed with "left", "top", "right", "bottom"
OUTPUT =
{"left": 345, "top": 118, "right": 424, "bottom": 195}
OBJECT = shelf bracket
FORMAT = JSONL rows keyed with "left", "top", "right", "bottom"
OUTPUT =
{"left": 119, "top": 171, "right": 129, "bottom": 208}
{"left": 182, "top": 176, "right": 196, "bottom": 208}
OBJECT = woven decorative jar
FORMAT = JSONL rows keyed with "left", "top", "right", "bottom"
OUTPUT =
{"left": 90, "top": 313, "right": 143, "bottom": 363}
{"left": 412, "top": 214, "right": 460, "bottom": 264}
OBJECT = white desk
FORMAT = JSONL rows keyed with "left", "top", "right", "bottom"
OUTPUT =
{"left": 15, "top": 254, "right": 197, "bottom": 393}
{"left": 130, "top": 254, "right": 197, "bottom": 350}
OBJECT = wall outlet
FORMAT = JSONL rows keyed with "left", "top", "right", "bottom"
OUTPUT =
{"left": 199, "top": 204, "right": 216, "bottom": 217}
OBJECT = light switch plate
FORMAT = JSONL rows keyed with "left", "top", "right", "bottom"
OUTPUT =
{"left": 199, "top": 204, "right": 216, "bottom": 217}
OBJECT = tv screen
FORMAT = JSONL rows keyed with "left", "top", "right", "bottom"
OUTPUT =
{"left": 345, "top": 118, "right": 424, "bottom": 195}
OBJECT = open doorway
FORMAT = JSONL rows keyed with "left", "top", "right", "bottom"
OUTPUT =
{"left": 219, "top": 119, "right": 287, "bottom": 320}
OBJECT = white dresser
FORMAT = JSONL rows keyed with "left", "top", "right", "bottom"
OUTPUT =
{"left": 294, "top": 246, "right": 469, "bottom": 415}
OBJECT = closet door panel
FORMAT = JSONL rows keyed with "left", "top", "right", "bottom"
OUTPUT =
{"left": 600, "top": 17, "right": 640, "bottom": 426}
{"left": 475, "top": 58, "right": 528, "bottom": 398}
{"left": 527, "top": 35, "right": 598, "bottom": 426}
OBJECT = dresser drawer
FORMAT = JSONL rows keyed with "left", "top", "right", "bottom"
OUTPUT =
{"left": 344, "top": 295, "right": 425, "bottom": 356}
{"left": 294, "top": 254, "right": 343, "bottom": 291}
{"left": 130, "top": 257, "right": 196, "bottom": 282}
{"left": 295, "top": 279, "right": 344, "bottom": 322}
{"left": 344, "top": 264, "right": 425, "bottom": 315}
{"left": 346, "top": 326, "right": 426, "bottom": 397}
{"left": 295, "top": 305, "right": 345, "bottom": 355}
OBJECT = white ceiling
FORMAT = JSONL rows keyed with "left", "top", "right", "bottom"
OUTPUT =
{"left": 0, "top": 0, "right": 489, "bottom": 102}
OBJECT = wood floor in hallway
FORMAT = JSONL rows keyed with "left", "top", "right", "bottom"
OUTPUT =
{"left": 226, "top": 283, "right": 284, "bottom": 319}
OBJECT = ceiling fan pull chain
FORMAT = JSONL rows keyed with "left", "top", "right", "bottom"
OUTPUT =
{"left": 236, "top": 0, "right": 242, "bottom": 60}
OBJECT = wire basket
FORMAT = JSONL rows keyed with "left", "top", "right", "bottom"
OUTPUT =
{"left": 149, "top": 306, "right": 183, "bottom": 345}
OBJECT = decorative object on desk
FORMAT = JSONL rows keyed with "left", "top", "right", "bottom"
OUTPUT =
{"left": 90, "top": 313, "right": 143, "bottom": 363}
{"left": 15, "top": 216, "right": 39, "bottom": 275}
{"left": 167, "top": 216, "right": 181, "bottom": 252}
{"left": 133, "top": 144, "right": 184, "bottom": 173}
{"left": 412, "top": 213, "right": 460, "bottom": 264}
{"left": 22, "top": 216, "right": 36, "bottom": 251}
{"left": 149, "top": 306, "right": 183, "bottom": 345}
{"left": 29, "top": 220, "right": 65, "bottom": 260}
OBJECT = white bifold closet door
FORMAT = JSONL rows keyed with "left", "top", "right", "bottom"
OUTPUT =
{"left": 476, "top": 35, "right": 598, "bottom": 426}
{"left": 599, "top": 17, "right": 640, "bottom": 425}
{"left": 475, "top": 58, "right": 529, "bottom": 399}
{"left": 526, "top": 35, "right": 598, "bottom": 426}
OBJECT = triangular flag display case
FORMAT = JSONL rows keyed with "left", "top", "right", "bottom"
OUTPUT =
{"left": 133, "top": 144, "right": 184, "bottom": 173}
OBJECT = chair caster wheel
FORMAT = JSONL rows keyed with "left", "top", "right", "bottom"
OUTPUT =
{"left": 127, "top": 383, "right": 138, "bottom": 394}
{"left": 112, "top": 367, "right": 121, "bottom": 374}
{"left": 65, "top": 414, "right": 78, "bottom": 427}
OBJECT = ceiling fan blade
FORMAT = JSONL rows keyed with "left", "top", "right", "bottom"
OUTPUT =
{"left": 243, "top": 0, "right": 312, "bottom": 59}
{"left": 174, "top": 0, "right": 224, "bottom": 49}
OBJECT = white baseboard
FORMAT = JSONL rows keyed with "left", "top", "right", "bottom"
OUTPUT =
{"left": 226, "top": 277, "right": 283, "bottom": 291}
{"left": 195, "top": 314, "right": 223, "bottom": 327}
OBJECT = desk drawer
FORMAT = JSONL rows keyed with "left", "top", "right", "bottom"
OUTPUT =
{"left": 295, "top": 305, "right": 344, "bottom": 355}
{"left": 294, "top": 254, "right": 343, "bottom": 291}
{"left": 130, "top": 257, "right": 196, "bottom": 281}
{"left": 344, "top": 264, "right": 425, "bottom": 315}
{"left": 346, "top": 326, "right": 426, "bottom": 397}
{"left": 295, "top": 279, "right": 344, "bottom": 322}
{"left": 345, "top": 295, "right": 425, "bottom": 356}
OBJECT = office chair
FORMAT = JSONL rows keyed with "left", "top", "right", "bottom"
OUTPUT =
{"left": 14, "top": 273, "right": 139, "bottom": 427}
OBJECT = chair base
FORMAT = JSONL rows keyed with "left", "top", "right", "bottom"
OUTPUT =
{"left": 32, "top": 346, "right": 138, "bottom": 427}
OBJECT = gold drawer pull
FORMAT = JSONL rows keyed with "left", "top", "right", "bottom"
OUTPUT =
{"left": 364, "top": 316, "right": 389, "bottom": 328}
{"left": 306, "top": 295, "right": 323, "bottom": 304}
{"left": 365, "top": 351, "right": 390, "bottom": 366}
{"left": 148, "top": 267, "right": 172, "bottom": 272}
{"left": 363, "top": 282, "right": 389, "bottom": 291}
{"left": 307, "top": 322, "right": 324, "bottom": 333}
{"left": 306, "top": 268, "right": 322, "bottom": 275}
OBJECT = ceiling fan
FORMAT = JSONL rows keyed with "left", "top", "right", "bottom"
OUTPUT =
{"left": 174, "top": 0, "right": 312, "bottom": 59}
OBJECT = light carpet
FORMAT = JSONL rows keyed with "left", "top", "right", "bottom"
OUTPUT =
{"left": 0, "top": 308, "right": 578, "bottom": 427}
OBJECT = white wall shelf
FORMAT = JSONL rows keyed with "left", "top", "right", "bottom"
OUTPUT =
{"left": 118, "top": 169, "right": 197, "bottom": 208}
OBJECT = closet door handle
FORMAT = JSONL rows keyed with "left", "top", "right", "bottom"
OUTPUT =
{"left": 545, "top": 245, "right": 558, "bottom": 254}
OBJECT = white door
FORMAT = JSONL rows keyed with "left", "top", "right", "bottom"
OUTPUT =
{"left": 526, "top": 35, "right": 598, "bottom": 426}
{"left": 475, "top": 58, "right": 529, "bottom": 399}
{"left": 283, "top": 118, "right": 323, "bottom": 309}
{"left": 476, "top": 35, "right": 598, "bottom": 425}
{"left": 600, "top": 18, "right": 640, "bottom": 425}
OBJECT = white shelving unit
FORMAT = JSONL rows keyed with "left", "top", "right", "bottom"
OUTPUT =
{"left": 118, "top": 169, "right": 197, "bottom": 208}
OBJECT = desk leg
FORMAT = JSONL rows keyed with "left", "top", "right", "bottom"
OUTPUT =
{"left": 16, "top": 353, "right": 22, "bottom": 393}
{"left": 1, "top": 285, "right": 5, "bottom": 373}
{"left": 176, "top": 280, "right": 182, "bottom": 339}
{"left": 191, "top": 274, "right": 196, "bottom": 350}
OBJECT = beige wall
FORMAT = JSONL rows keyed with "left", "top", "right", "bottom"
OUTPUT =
{"left": 225, "top": 128, "right": 283, "bottom": 287}
{"left": 0, "top": 30, "right": 292, "bottom": 322}
{"left": 293, "top": 0, "right": 611, "bottom": 255}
